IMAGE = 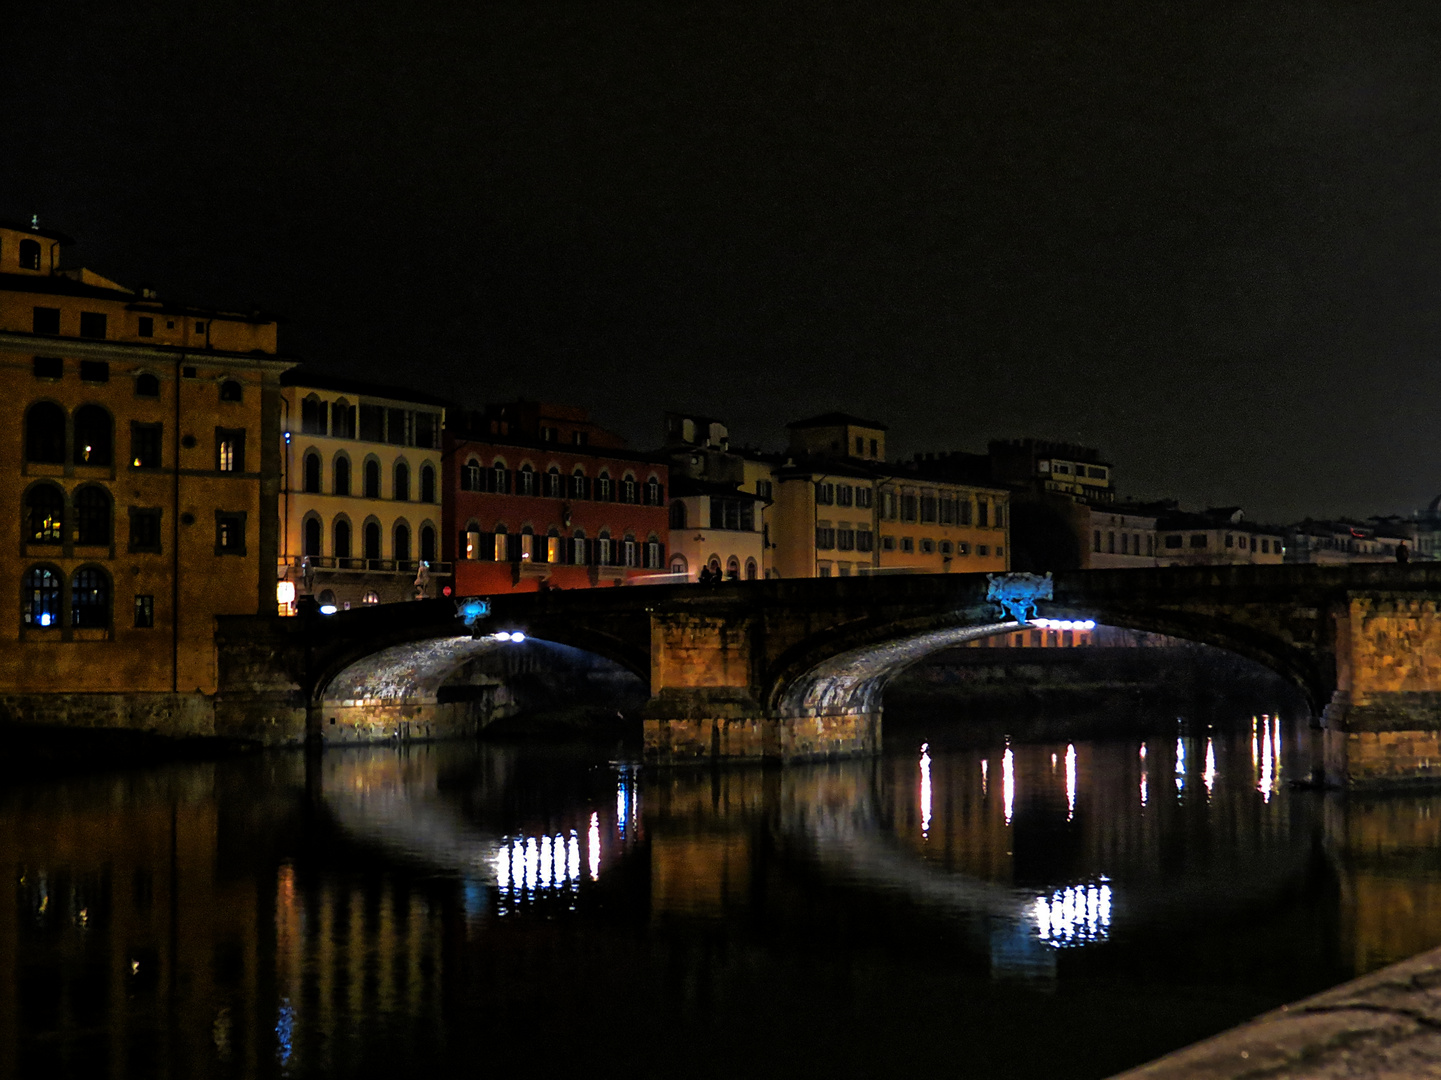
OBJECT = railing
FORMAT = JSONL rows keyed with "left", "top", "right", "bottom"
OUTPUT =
{"left": 280, "top": 556, "right": 452, "bottom": 575}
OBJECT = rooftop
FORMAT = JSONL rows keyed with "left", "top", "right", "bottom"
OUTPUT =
{"left": 787, "top": 411, "right": 888, "bottom": 431}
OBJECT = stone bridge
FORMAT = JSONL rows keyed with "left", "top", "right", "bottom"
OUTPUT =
{"left": 214, "top": 563, "right": 1441, "bottom": 786}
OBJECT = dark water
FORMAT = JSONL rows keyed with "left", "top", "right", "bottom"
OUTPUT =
{"left": 7, "top": 700, "right": 1441, "bottom": 1080}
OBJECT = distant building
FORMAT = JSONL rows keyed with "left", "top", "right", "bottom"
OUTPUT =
{"left": 1156, "top": 508, "right": 1284, "bottom": 565}
{"left": 278, "top": 372, "right": 448, "bottom": 611}
{"left": 1083, "top": 503, "right": 1161, "bottom": 568}
{"left": 771, "top": 413, "right": 1010, "bottom": 578}
{"left": 0, "top": 217, "right": 289, "bottom": 699}
{"left": 989, "top": 438, "right": 1115, "bottom": 504}
{"left": 444, "top": 401, "right": 669, "bottom": 594}
{"left": 663, "top": 412, "right": 768, "bottom": 581}
{"left": 1284, "top": 519, "right": 1407, "bottom": 564}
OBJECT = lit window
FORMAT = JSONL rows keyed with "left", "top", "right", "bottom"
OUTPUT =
{"left": 23, "top": 566, "right": 61, "bottom": 627}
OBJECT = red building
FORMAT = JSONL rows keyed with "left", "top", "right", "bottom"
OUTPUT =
{"left": 443, "top": 401, "right": 670, "bottom": 594}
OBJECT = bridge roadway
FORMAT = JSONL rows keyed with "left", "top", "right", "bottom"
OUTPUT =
{"left": 216, "top": 562, "right": 1441, "bottom": 786}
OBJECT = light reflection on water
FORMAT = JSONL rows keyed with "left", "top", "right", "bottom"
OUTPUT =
{"left": 8, "top": 708, "right": 1441, "bottom": 1079}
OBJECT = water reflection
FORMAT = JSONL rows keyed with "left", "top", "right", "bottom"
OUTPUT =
{"left": 6, "top": 714, "right": 1441, "bottom": 1079}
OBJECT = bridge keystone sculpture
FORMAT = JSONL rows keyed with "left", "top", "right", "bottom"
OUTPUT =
{"left": 986, "top": 572, "right": 1053, "bottom": 625}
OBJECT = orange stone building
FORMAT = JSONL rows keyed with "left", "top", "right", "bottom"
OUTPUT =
{"left": 0, "top": 218, "right": 290, "bottom": 720}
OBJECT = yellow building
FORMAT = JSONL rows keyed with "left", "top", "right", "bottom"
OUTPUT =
{"left": 278, "top": 374, "right": 447, "bottom": 610}
{"left": 0, "top": 218, "right": 288, "bottom": 705}
{"left": 772, "top": 414, "right": 1009, "bottom": 578}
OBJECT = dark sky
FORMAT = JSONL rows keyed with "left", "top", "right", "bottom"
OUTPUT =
{"left": 6, "top": 1, "right": 1441, "bottom": 522}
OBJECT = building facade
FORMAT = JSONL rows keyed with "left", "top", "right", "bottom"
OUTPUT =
{"left": 444, "top": 402, "right": 669, "bottom": 594}
{"left": 278, "top": 373, "right": 448, "bottom": 610}
{"left": 663, "top": 413, "right": 768, "bottom": 581}
{"left": 1083, "top": 503, "right": 1161, "bottom": 568}
{"left": 1155, "top": 508, "right": 1285, "bottom": 566}
{"left": 0, "top": 218, "right": 287, "bottom": 701}
{"left": 1284, "top": 520, "right": 1406, "bottom": 565}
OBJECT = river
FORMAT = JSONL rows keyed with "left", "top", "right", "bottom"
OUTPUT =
{"left": 5, "top": 694, "right": 1441, "bottom": 1079}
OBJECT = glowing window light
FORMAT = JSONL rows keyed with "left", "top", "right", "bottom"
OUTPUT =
{"left": 1003, "top": 746, "right": 1015, "bottom": 825}
{"left": 1204, "top": 738, "right": 1216, "bottom": 798}
{"left": 588, "top": 812, "right": 601, "bottom": 881}
{"left": 919, "top": 743, "right": 932, "bottom": 838}
{"left": 616, "top": 782, "right": 628, "bottom": 841}
{"left": 1139, "top": 742, "right": 1148, "bottom": 807}
{"left": 1035, "top": 880, "right": 1112, "bottom": 948}
{"left": 1065, "top": 743, "right": 1076, "bottom": 821}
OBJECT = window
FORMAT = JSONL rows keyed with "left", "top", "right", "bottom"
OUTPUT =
{"left": 836, "top": 526, "right": 855, "bottom": 551}
{"left": 386, "top": 408, "right": 408, "bottom": 446}
{"left": 900, "top": 494, "right": 917, "bottom": 522}
{"left": 333, "top": 519, "right": 352, "bottom": 559}
{"left": 23, "top": 566, "right": 61, "bottom": 627}
{"left": 494, "top": 526, "right": 510, "bottom": 563}
{"left": 134, "top": 595, "right": 155, "bottom": 628}
{"left": 959, "top": 499, "right": 972, "bottom": 526}
{"left": 818, "top": 563, "right": 832, "bottom": 578}
{"left": 72, "top": 485, "right": 112, "bottom": 546}
{"left": 79, "top": 360, "right": 109, "bottom": 382}
{"left": 977, "top": 500, "right": 989, "bottom": 527}
{"left": 815, "top": 524, "right": 836, "bottom": 549}
{"left": 25, "top": 402, "right": 65, "bottom": 463}
{"left": 1225, "top": 533, "right": 1234, "bottom": 549}
{"left": 303, "top": 452, "right": 321, "bottom": 493}
{"left": 544, "top": 467, "right": 562, "bottom": 498}
{"left": 421, "top": 525, "right": 436, "bottom": 563}
{"left": 364, "top": 459, "right": 380, "bottom": 498}
{"left": 645, "top": 476, "right": 662, "bottom": 505}
{"left": 303, "top": 516, "right": 322, "bottom": 557}
{"left": 1108, "top": 532, "right": 1115, "bottom": 554}
{"left": 195, "top": 321, "right": 207, "bottom": 334}
{"left": 25, "top": 484, "right": 63, "bottom": 543}
{"left": 957, "top": 542, "right": 970, "bottom": 555}
{"left": 869, "top": 439, "right": 878, "bottom": 457}
{"left": 837, "top": 484, "right": 853, "bottom": 507}
{"left": 363, "top": 591, "right": 380, "bottom": 606}
{"left": 79, "top": 312, "right": 107, "bottom": 339}
{"left": 19, "top": 239, "right": 41, "bottom": 270}
{"left": 726, "top": 556, "right": 739, "bottom": 579}
{"left": 415, "top": 412, "right": 439, "bottom": 449}
{"left": 670, "top": 502, "right": 688, "bottom": 529}
{"left": 131, "top": 422, "right": 163, "bottom": 468}
{"left": 1189, "top": 534, "right": 1207, "bottom": 548}
{"left": 364, "top": 521, "right": 382, "bottom": 562}
{"left": 216, "top": 428, "right": 245, "bottom": 472}
{"left": 571, "top": 530, "right": 588, "bottom": 565}
{"left": 219, "top": 380, "right": 242, "bottom": 402}
{"left": 623, "top": 537, "right": 638, "bottom": 567}
{"left": 921, "top": 538, "right": 935, "bottom": 554}
{"left": 816, "top": 482, "right": 834, "bottom": 505}
{"left": 595, "top": 472, "right": 613, "bottom": 501}
{"left": 129, "top": 508, "right": 162, "bottom": 553}
{"left": 394, "top": 461, "right": 410, "bottom": 501}
{"left": 33, "top": 306, "right": 60, "bottom": 334}
{"left": 856, "top": 529, "right": 874, "bottom": 552}
{"left": 33, "top": 356, "right": 62, "bottom": 380}
{"left": 570, "top": 469, "right": 589, "bottom": 499}
{"left": 421, "top": 464, "right": 436, "bottom": 503}
{"left": 541, "top": 425, "right": 558, "bottom": 442}
{"left": 855, "top": 486, "right": 872, "bottom": 509}
{"left": 940, "top": 540, "right": 953, "bottom": 555}
{"left": 332, "top": 401, "right": 356, "bottom": 439}
{"left": 756, "top": 480, "right": 773, "bottom": 500}
{"left": 920, "top": 494, "right": 937, "bottom": 523}
{"left": 621, "top": 475, "right": 637, "bottom": 503}
{"left": 394, "top": 522, "right": 411, "bottom": 562}
{"left": 491, "top": 462, "right": 510, "bottom": 494}
{"left": 1165, "top": 535, "right": 1183, "bottom": 548}
{"left": 135, "top": 372, "right": 160, "bottom": 397}
{"left": 901, "top": 537, "right": 915, "bottom": 553}
{"left": 881, "top": 535, "right": 896, "bottom": 551}
{"left": 359, "top": 404, "right": 385, "bottom": 442}
{"left": 215, "top": 512, "right": 247, "bottom": 555}
{"left": 1093, "top": 530, "right": 1101, "bottom": 553}
{"left": 71, "top": 568, "right": 110, "bottom": 628}
{"left": 1261, "top": 539, "right": 1270, "bottom": 554}
{"left": 745, "top": 558, "right": 757, "bottom": 580}
{"left": 73, "top": 405, "right": 113, "bottom": 466}
{"left": 462, "top": 459, "right": 482, "bottom": 492}
{"left": 138, "top": 316, "right": 154, "bottom": 337}
{"left": 518, "top": 464, "right": 537, "bottom": 496}
{"left": 597, "top": 533, "right": 613, "bottom": 565}
{"left": 182, "top": 365, "right": 197, "bottom": 378}
{"left": 333, "top": 456, "right": 352, "bottom": 496}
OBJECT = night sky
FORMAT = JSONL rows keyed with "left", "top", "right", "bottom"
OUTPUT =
{"left": 6, "top": 2, "right": 1441, "bottom": 522}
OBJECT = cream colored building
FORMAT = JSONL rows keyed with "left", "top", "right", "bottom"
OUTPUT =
{"left": 662, "top": 413, "right": 768, "bottom": 580}
{"left": 279, "top": 373, "right": 447, "bottom": 610}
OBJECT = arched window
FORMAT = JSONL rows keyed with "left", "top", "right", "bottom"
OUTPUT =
{"left": 364, "top": 521, "right": 382, "bottom": 562}
{"left": 669, "top": 502, "right": 687, "bottom": 530}
{"left": 645, "top": 476, "right": 662, "bottom": 506}
{"left": 394, "top": 461, "right": 410, "bottom": 502}
{"left": 520, "top": 525, "right": 536, "bottom": 562}
{"left": 73, "top": 405, "right": 112, "bottom": 466}
{"left": 490, "top": 460, "right": 509, "bottom": 494}
{"left": 71, "top": 567, "right": 111, "bottom": 629}
{"left": 23, "top": 566, "right": 61, "bottom": 627}
{"left": 364, "top": 459, "right": 381, "bottom": 499}
{"left": 333, "top": 518, "right": 352, "bottom": 560}
{"left": 318, "top": 589, "right": 337, "bottom": 608}
{"left": 25, "top": 484, "right": 63, "bottom": 543}
{"left": 135, "top": 373, "right": 160, "bottom": 398}
{"left": 219, "top": 379, "right": 243, "bottom": 402}
{"left": 726, "top": 556, "right": 740, "bottom": 580}
{"left": 363, "top": 590, "right": 380, "bottom": 605}
{"left": 25, "top": 402, "right": 65, "bottom": 463}
{"left": 303, "top": 516, "right": 322, "bottom": 558}
{"left": 620, "top": 534, "right": 637, "bottom": 567}
{"left": 420, "top": 524, "right": 436, "bottom": 563}
{"left": 745, "top": 558, "right": 758, "bottom": 580}
{"left": 708, "top": 556, "right": 721, "bottom": 575}
{"left": 462, "top": 458, "right": 482, "bottom": 492}
{"left": 394, "top": 522, "right": 411, "bottom": 563}
{"left": 333, "top": 455, "right": 351, "bottom": 496}
{"left": 571, "top": 529, "right": 587, "bottom": 565}
{"left": 74, "top": 486, "right": 112, "bottom": 545}
{"left": 332, "top": 398, "right": 355, "bottom": 439}
{"left": 621, "top": 474, "right": 637, "bottom": 504}
{"left": 545, "top": 466, "right": 562, "bottom": 498}
{"left": 596, "top": 471, "right": 613, "bottom": 502}
{"left": 301, "top": 394, "right": 327, "bottom": 435}
{"left": 545, "top": 527, "right": 561, "bottom": 564}
{"left": 421, "top": 463, "right": 436, "bottom": 503}
{"left": 518, "top": 463, "right": 536, "bottom": 496}
{"left": 303, "top": 452, "right": 321, "bottom": 493}
{"left": 646, "top": 535, "right": 664, "bottom": 570}
{"left": 597, "top": 530, "right": 613, "bottom": 566}
{"left": 669, "top": 554, "right": 688, "bottom": 578}
{"left": 493, "top": 524, "right": 509, "bottom": 563}
{"left": 19, "top": 238, "right": 40, "bottom": 271}
{"left": 570, "top": 468, "right": 588, "bottom": 500}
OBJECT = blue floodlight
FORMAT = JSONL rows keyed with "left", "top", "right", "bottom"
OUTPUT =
{"left": 319, "top": 604, "right": 338, "bottom": 615}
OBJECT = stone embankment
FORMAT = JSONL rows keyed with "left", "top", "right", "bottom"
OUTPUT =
{"left": 1111, "top": 943, "right": 1441, "bottom": 1079}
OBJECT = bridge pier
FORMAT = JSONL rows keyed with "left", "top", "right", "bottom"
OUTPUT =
{"left": 640, "top": 697, "right": 882, "bottom": 764}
